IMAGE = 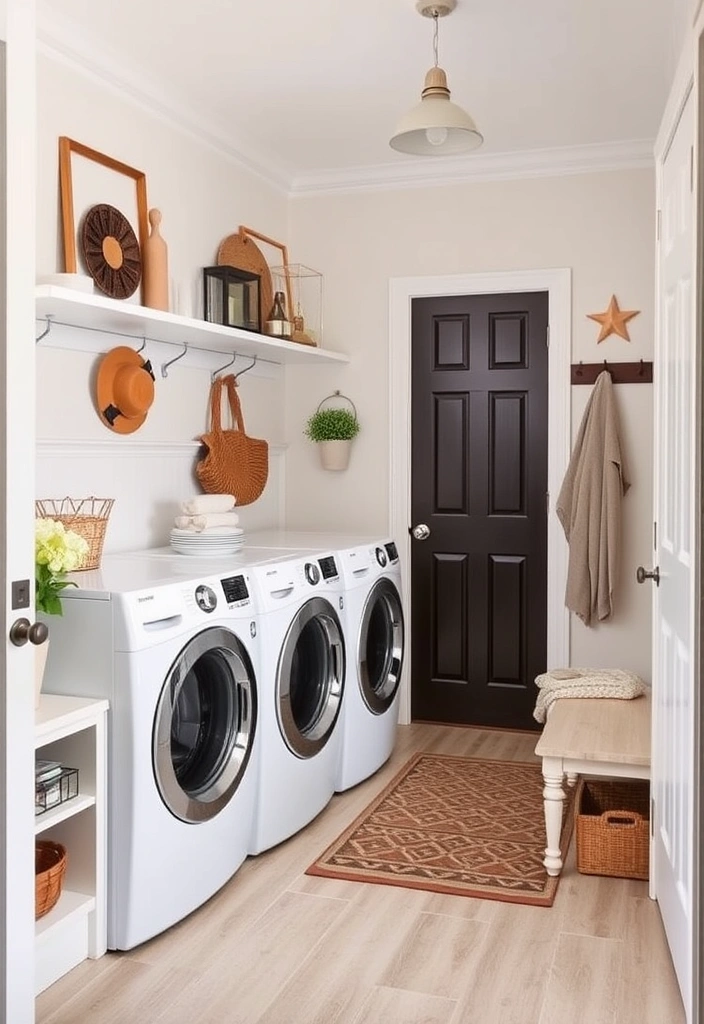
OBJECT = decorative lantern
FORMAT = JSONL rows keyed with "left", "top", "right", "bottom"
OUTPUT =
{"left": 202, "top": 266, "right": 261, "bottom": 332}
{"left": 271, "top": 264, "right": 323, "bottom": 346}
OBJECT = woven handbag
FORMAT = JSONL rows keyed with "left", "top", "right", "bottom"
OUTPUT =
{"left": 196, "top": 374, "right": 269, "bottom": 506}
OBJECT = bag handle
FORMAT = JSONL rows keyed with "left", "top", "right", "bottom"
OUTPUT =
{"left": 600, "top": 811, "right": 642, "bottom": 827}
{"left": 223, "top": 374, "right": 247, "bottom": 433}
{"left": 208, "top": 375, "right": 225, "bottom": 433}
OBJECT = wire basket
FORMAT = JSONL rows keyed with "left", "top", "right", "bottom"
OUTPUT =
{"left": 35, "top": 840, "right": 67, "bottom": 919}
{"left": 35, "top": 497, "right": 115, "bottom": 571}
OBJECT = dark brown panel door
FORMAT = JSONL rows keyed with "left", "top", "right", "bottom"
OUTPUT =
{"left": 410, "top": 292, "right": 548, "bottom": 730}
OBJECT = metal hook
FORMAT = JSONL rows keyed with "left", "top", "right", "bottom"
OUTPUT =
{"left": 161, "top": 342, "right": 188, "bottom": 379}
{"left": 36, "top": 316, "right": 53, "bottom": 344}
{"left": 211, "top": 351, "right": 238, "bottom": 383}
{"left": 136, "top": 337, "right": 146, "bottom": 355}
{"left": 234, "top": 354, "right": 257, "bottom": 380}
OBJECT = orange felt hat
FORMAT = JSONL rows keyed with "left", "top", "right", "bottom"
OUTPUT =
{"left": 96, "top": 346, "right": 155, "bottom": 434}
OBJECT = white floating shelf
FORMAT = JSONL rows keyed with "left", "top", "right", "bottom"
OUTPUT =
{"left": 35, "top": 794, "right": 96, "bottom": 835}
{"left": 36, "top": 285, "right": 349, "bottom": 366}
{"left": 35, "top": 889, "right": 95, "bottom": 940}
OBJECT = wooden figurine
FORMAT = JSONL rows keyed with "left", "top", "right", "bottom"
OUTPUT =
{"left": 143, "top": 208, "right": 169, "bottom": 311}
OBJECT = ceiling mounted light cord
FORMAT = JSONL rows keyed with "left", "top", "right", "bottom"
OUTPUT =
{"left": 390, "top": 0, "right": 483, "bottom": 157}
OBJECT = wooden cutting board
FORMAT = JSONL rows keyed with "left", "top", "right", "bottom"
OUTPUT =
{"left": 217, "top": 230, "right": 274, "bottom": 330}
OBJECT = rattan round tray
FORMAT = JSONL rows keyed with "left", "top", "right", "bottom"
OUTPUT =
{"left": 217, "top": 231, "right": 273, "bottom": 330}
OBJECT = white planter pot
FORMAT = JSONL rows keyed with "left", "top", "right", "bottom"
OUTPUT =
{"left": 319, "top": 440, "right": 352, "bottom": 471}
{"left": 35, "top": 639, "right": 50, "bottom": 710}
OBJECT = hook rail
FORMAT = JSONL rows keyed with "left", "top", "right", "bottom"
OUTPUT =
{"left": 211, "top": 352, "right": 237, "bottom": 382}
{"left": 571, "top": 359, "right": 653, "bottom": 385}
{"left": 36, "top": 317, "right": 53, "bottom": 344}
{"left": 161, "top": 342, "right": 188, "bottom": 378}
{"left": 234, "top": 355, "right": 257, "bottom": 380}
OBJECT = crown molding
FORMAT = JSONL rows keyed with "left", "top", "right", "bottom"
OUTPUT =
{"left": 36, "top": 8, "right": 655, "bottom": 200}
{"left": 289, "top": 139, "right": 656, "bottom": 197}
{"left": 36, "top": 10, "right": 292, "bottom": 196}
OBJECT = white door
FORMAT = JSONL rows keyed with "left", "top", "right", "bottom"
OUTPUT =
{"left": 652, "top": 84, "right": 696, "bottom": 1022}
{"left": 0, "top": 1, "right": 38, "bottom": 1021}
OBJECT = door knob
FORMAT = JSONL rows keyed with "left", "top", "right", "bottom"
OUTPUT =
{"left": 636, "top": 566, "right": 660, "bottom": 586}
{"left": 411, "top": 523, "right": 431, "bottom": 541}
{"left": 9, "top": 618, "right": 49, "bottom": 647}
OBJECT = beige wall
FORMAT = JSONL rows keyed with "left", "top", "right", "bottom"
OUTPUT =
{"left": 36, "top": 53, "right": 288, "bottom": 445}
{"left": 287, "top": 170, "right": 655, "bottom": 679}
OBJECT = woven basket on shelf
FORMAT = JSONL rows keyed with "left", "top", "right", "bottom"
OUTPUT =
{"left": 35, "top": 497, "right": 115, "bottom": 571}
{"left": 35, "top": 840, "right": 67, "bottom": 920}
{"left": 575, "top": 778, "right": 650, "bottom": 880}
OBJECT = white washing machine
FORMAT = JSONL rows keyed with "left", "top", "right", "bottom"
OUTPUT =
{"left": 245, "top": 532, "right": 405, "bottom": 791}
{"left": 335, "top": 539, "right": 405, "bottom": 791}
{"left": 249, "top": 551, "right": 347, "bottom": 853}
{"left": 41, "top": 555, "right": 262, "bottom": 950}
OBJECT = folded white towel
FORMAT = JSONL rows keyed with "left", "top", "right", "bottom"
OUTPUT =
{"left": 192, "top": 512, "right": 240, "bottom": 531}
{"left": 174, "top": 512, "right": 241, "bottom": 531}
{"left": 182, "top": 494, "right": 236, "bottom": 515}
{"left": 533, "top": 668, "right": 647, "bottom": 724}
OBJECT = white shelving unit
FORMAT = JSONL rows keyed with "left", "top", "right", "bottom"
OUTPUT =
{"left": 34, "top": 694, "right": 109, "bottom": 995}
{"left": 35, "top": 285, "right": 349, "bottom": 366}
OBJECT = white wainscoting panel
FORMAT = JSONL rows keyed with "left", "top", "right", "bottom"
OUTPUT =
{"left": 36, "top": 439, "right": 286, "bottom": 553}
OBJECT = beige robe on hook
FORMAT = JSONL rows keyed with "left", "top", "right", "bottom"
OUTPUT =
{"left": 556, "top": 370, "right": 630, "bottom": 626}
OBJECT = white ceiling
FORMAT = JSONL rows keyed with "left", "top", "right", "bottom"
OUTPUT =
{"left": 37, "top": 0, "right": 691, "bottom": 193}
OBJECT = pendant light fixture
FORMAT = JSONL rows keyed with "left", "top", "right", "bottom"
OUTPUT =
{"left": 390, "top": 0, "right": 483, "bottom": 156}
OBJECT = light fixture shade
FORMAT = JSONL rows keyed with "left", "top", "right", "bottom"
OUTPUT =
{"left": 390, "top": 66, "right": 483, "bottom": 156}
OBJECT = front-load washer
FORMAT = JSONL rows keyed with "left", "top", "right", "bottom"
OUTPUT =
{"left": 335, "top": 538, "right": 405, "bottom": 791}
{"left": 41, "top": 556, "right": 261, "bottom": 950}
{"left": 249, "top": 551, "right": 346, "bottom": 853}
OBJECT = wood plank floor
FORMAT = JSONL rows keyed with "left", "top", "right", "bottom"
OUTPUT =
{"left": 36, "top": 724, "right": 685, "bottom": 1024}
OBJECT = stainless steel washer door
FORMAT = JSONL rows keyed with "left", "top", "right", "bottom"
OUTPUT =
{"left": 358, "top": 577, "right": 404, "bottom": 715}
{"left": 276, "top": 597, "right": 345, "bottom": 759}
{"left": 153, "top": 626, "right": 257, "bottom": 823}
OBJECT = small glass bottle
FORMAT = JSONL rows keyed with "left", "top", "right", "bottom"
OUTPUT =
{"left": 265, "top": 290, "right": 292, "bottom": 338}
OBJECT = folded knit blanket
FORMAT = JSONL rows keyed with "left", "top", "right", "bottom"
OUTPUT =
{"left": 533, "top": 667, "right": 647, "bottom": 724}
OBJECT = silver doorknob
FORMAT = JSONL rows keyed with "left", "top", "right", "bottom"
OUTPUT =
{"left": 636, "top": 566, "right": 660, "bottom": 586}
{"left": 411, "top": 523, "right": 431, "bottom": 541}
{"left": 9, "top": 618, "right": 49, "bottom": 647}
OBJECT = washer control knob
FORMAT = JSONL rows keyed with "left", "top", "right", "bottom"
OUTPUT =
{"left": 305, "top": 562, "right": 321, "bottom": 585}
{"left": 375, "top": 546, "right": 388, "bottom": 567}
{"left": 195, "top": 584, "right": 217, "bottom": 613}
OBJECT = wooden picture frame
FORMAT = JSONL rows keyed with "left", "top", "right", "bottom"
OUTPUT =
{"left": 58, "top": 137, "right": 149, "bottom": 302}
{"left": 239, "top": 225, "right": 293, "bottom": 320}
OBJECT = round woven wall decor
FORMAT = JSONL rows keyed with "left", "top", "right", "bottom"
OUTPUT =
{"left": 81, "top": 204, "right": 142, "bottom": 300}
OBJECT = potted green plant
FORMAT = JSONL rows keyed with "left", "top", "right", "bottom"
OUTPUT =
{"left": 304, "top": 393, "right": 360, "bottom": 471}
{"left": 34, "top": 517, "right": 89, "bottom": 707}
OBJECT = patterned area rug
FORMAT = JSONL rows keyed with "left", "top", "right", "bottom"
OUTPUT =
{"left": 307, "top": 752, "right": 574, "bottom": 907}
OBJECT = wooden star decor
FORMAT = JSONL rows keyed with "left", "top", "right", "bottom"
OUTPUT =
{"left": 587, "top": 294, "right": 640, "bottom": 343}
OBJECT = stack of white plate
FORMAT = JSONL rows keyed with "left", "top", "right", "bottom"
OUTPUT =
{"left": 169, "top": 527, "right": 245, "bottom": 557}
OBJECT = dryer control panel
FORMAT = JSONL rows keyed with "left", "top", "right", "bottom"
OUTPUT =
{"left": 221, "top": 574, "right": 251, "bottom": 607}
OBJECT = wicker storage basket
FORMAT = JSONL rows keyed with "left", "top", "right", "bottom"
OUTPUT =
{"left": 35, "top": 840, "right": 67, "bottom": 920}
{"left": 35, "top": 497, "right": 115, "bottom": 571}
{"left": 575, "top": 778, "right": 650, "bottom": 880}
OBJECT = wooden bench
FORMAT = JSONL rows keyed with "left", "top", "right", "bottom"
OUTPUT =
{"left": 534, "top": 693, "right": 651, "bottom": 881}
